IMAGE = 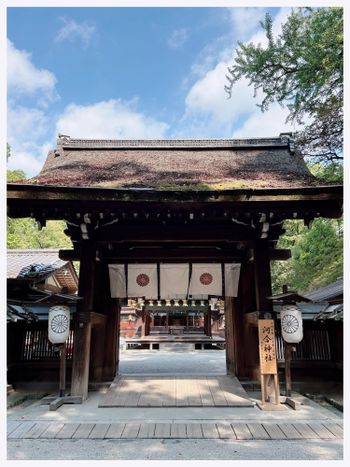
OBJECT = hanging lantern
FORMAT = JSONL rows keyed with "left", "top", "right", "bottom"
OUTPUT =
{"left": 174, "top": 299, "right": 179, "bottom": 307}
{"left": 157, "top": 300, "right": 162, "bottom": 307}
{"left": 182, "top": 299, "right": 188, "bottom": 307}
{"left": 48, "top": 305, "right": 70, "bottom": 344}
{"left": 200, "top": 300, "right": 205, "bottom": 306}
{"left": 148, "top": 300, "right": 154, "bottom": 307}
{"left": 191, "top": 300, "right": 196, "bottom": 306}
{"left": 137, "top": 298, "right": 145, "bottom": 310}
{"left": 280, "top": 303, "right": 303, "bottom": 343}
{"left": 165, "top": 299, "right": 171, "bottom": 306}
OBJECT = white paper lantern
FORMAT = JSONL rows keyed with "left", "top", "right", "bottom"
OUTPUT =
{"left": 48, "top": 305, "right": 70, "bottom": 344}
{"left": 280, "top": 304, "right": 303, "bottom": 343}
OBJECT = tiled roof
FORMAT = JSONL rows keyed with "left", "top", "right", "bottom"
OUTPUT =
{"left": 16, "top": 134, "right": 331, "bottom": 190}
{"left": 304, "top": 277, "right": 343, "bottom": 302}
{"left": 7, "top": 249, "right": 77, "bottom": 291}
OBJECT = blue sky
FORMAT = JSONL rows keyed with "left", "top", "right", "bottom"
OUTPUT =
{"left": 7, "top": 6, "right": 297, "bottom": 176}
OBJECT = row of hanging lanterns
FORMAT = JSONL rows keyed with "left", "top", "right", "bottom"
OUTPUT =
{"left": 126, "top": 298, "right": 225, "bottom": 309}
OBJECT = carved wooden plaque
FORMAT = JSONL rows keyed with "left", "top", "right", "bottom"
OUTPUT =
{"left": 258, "top": 319, "right": 277, "bottom": 375}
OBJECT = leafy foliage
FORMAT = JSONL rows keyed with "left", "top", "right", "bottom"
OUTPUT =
{"left": 7, "top": 169, "right": 26, "bottom": 182}
{"left": 226, "top": 8, "right": 343, "bottom": 162}
{"left": 271, "top": 218, "right": 343, "bottom": 294}
{"left": 7, "top": 169, "right": 72, "bottom": 250}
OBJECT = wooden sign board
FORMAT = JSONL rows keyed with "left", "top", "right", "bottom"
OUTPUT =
{"left": 258, "top": 319, "right": 277, "bottom": 375}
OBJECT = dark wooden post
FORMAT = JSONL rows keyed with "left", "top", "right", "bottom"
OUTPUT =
{"left": 89, "top": 326, "right": 106, "bottom": 381}
{"left": 71, "top": 242, "right": 95, "bottom": 400}
{"left": 141, "top": 310, "right": 146, "bottom": 337}
{"left": 207, "top": 308, "right": 212, "bottom": 337}
{"left": 224, "top": 297, "right": 235, "bottom": 375}
{"left": 93, "top": 260, "right": 121, "bottom": 380}
{"left": 254, "top": 240, "right": 273, "bottom": 318}
{"left": 204, "top": 311, "right": 208, "bottom": 336}
{"left": 284, "top": 342, "right": 292, "bottom": 397}
{"left": 59, "top": 343, "right": 66, "bottom": 397}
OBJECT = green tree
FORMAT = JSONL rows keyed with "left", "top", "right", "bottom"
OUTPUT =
{"left": 7, "top": 164, "right": 72, "bottom": 250}
{"left": 225, "top": 8, "right": 343, "bottom": 162}
{"left": 271, "top": 218, "right": 343, "bottom": 294}
{"left": 7, "top": 169, "right": 26, "bottom": 182}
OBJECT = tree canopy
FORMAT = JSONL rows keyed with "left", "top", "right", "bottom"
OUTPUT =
{"left": 225, "top": 7, "right": 343, "bottom": 163}
{"left": 7, "top": 167, "right": 72, "bottom": 250}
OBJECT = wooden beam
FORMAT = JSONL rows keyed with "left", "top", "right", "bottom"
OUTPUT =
{"left": 59, "top": 246, "right": 290, "bottom": 263}
{"left": 269, "top": 248, "right": 291, "bottom": 261}
{"left": 90, "top": 225, "right": 289, "bottom": 243}
{"left": 7, "top": 182, "right": 343, "bottom": 204}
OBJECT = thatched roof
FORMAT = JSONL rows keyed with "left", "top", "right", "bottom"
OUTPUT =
{"left": 21, "top": 134, "right": 325, "bottom": 190}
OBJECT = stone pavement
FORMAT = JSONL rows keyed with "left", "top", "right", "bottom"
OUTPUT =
{"left": 7, "top": 350, "right": 344, "bottom": 460}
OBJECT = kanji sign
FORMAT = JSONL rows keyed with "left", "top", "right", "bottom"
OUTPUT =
{"left": 258, "top": 319, "right": 277, "bottom": 375}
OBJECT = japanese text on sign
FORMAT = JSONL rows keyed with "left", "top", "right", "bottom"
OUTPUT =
{"left": 258, "top": 319, "right": 277, "bottom": 375}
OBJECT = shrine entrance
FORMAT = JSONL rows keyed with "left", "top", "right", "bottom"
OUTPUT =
{"left": 7, "top": 135, "right": 342, "bottom": 402}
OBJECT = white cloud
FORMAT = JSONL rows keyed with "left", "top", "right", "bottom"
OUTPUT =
{"left": 7, "top": 40, "right": 57, "bottom": 103}
{"left": 7, "top": 147, "right": 49, "bottom": 178}
{"left": 185, "top": 62, "right": 256, "bottom": 125}
{"left": 55, "top": 18, "right": 96, "bottom": 48}
{"left": 168, "top": 28, "right": 188, "bottom": 49}
{"left": 227, "top": 7, "right": 267, "bottom": 39}
{"left": 232, "top": 104, "right": 297, "bottom": 138}
{"left": 55, "top": 99, "right": 169, "bottom": 139}
{"left": 7, "top": 104, "right": 52, "bottom": 177}
{"left": 179, "top": 7, "right": 293, "bottom": 137}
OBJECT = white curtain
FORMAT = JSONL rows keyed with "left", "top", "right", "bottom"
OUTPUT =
{"left": 188, "top": 263, "right": 222, "bottom": 296}
{"left": 127, "top": 264, "right": 158, "bottom": 299}
{"left": 160, "top": 263, "right": 189, "bottom": 299}
{"left": 108, "top": 264, "right": 127, "bottom": 298}
{"left": 224, "top": 263, "right": 241, "bottom": 297}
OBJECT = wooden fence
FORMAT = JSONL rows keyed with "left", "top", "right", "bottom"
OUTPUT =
{"left": 21, "top": 328, "right": 74, "bottom": 361}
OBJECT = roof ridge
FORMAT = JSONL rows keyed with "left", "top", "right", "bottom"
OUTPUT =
{"left": 56, "top": 134, "right": 294, "bottom": 151}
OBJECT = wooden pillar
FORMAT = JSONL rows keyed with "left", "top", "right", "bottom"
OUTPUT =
{"left": 254, "top": 240, "right": 273, "bottom": 318}
{"left": 92, "top": 260, "right": 120, "bottom": 381}
{"left": 207, "top": 308, "right": 212, "bottom": 337}
{"left": 145, "top": 312, "right": 150, "bottom": 336}
{"left": 166, "top": 311, "right": 169, "bottom": 333}
{"left": 89, "top": 325, "right": 106, "bottom": 382}
{"left": 141, "top": 310, "right": 146, "bottom": 337}
{"left": 284, "top": 342, "right": 292, "bottom": 397}
{"left": 204, "top": 311, "right": 208, "bottom": 336}
{"left": 224, "top": 297, "right": 235, "bottom": 375}
{"left": 71, "top": 242, "right": 96, "bottom": 400}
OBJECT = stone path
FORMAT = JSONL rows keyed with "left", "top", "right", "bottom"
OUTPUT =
{"left": 7, "top": 420, "right": 343, "bottom": 440}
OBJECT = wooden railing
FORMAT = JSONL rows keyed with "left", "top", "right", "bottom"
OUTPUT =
{"left": 21, "top": 328, "right": 74, "bottom": 361}
{"left": 275, "top": 328, "right": 331, "bottom": 361}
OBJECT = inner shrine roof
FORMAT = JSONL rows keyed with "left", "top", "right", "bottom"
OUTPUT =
{"left": 14, "top": 134, "right": 334, "bottom": 191}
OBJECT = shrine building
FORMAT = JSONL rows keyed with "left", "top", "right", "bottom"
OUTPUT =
{"left": 7, "top": 134, "right": 343, "bottom": 400}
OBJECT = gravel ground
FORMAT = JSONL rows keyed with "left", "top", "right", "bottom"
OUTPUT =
{"left": 119, "top": 348, "right": 226, "bottom": 375}
{"left": 7, "top": 438, "right": 343, "bottom": 460}
{"left": 7, "top": 348, "right": 343, "bottom": 461}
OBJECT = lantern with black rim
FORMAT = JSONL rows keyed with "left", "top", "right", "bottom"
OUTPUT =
{"left": 48, "top": 304, "right": 70, "bottom": 344}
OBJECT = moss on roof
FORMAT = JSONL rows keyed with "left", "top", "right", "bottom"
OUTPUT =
{"left": 20, "top": 136, "right": 330, "bottom": 190}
